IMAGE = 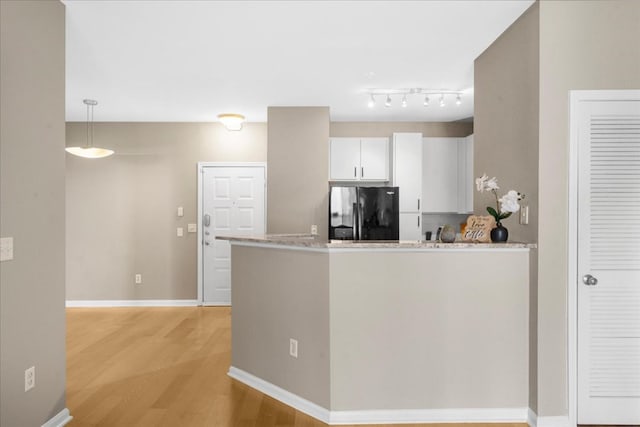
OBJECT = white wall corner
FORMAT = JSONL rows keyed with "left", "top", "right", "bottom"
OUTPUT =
{"left": 41, "top": 408, "right": 72, "bottom": 427}
{"left": 536, "top": 415, "right": 572, "bottom": 427}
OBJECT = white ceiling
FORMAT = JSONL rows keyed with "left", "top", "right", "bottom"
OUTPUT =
{"left": 64, "top": 0, "right": 534, "bottom": 123}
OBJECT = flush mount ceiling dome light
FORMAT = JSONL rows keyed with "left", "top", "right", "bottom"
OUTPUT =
{"left": 65, "top": 99, "right": 114, "bottom": 159}
{"left": 365, "top": 88, "right": 464, "bottom": 109}
{"left": 218, "top": 113, "right": 245, "bottom": 131}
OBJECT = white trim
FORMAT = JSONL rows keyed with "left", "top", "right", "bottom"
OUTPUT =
{"left": 65, "top": 300, "right": 198, "bottom": 307}
{"left": 567, "top": 90, "right": 640, "bottom": 427}
{"left": 229, "top": 366, "right": 533, "bottom": 425}
{"left": 528, "top": 408, "right": 538, "bottom": 427}
{"left": 197, "top": 162, "right": 267, "bottom": 305}
{"left": 329, "top": 407, "right": 531, "bottom": 425}
{"left": 536, "top": 415, "right": 571, "bottom": 427}
{"left": 228, "top": 367, "right": 330, "bottom": 423}
{"left": 41, "top": 408, "right": 72, "bottom": 427}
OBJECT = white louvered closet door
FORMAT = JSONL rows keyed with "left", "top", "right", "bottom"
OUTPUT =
{"left": 577, "top": 97, "right": 640, "bottom": 424}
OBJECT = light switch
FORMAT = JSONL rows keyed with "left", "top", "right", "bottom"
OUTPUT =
{"left": 177, "top": 227, "right": 184, "bottom": 237}
{"left": 187, "top": 223, "right": 197, "bottom": 233}
{"left": 519, "top": 204, "right": 529, "bottom": 225}
{"left": 177, "top": 206, "right": 184, "bottom": 217}
{"left": 0, "top": 237, "right": 14, "bottom": 262}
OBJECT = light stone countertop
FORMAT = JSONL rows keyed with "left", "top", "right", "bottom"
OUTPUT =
{"left": 216, "top": 234, "right": 537, "bottom": 249}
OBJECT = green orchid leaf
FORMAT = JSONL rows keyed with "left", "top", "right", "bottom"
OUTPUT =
{"left": 486, "top": 206, "right": 498, "bottom": 218}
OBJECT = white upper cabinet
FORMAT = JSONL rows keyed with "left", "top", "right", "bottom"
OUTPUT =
{"left": 393, "top": 133, "right": 423, "bottom": 213}
{"left": 422, "top": 136, "right": 474, "bottom": 213}
{"left": 458, "top": 134, "right": 474, "bottom": 213}
{"left": 360, "top": 138, "right": 389, "bottom": 180}
{"left": 329, "top": 137, "right": 389, "bottom": 181}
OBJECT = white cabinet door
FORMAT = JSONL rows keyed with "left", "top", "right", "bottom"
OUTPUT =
{"left": 393, "top": 133, "right": 422, "bottom": 212}
{"left": 399, "top": 213, "right": 422, "bottom": 240}
{"left": 457, "top": 135, "right": 474, "bottom": 213}
{"left": 360, "top": 138, "right": 389, "bottom": 181}
{"left": 422, "top": 137, "right": 459, "bottom": 213}
{"left": 330, "top": 138, "right": 360, "bottom": 180}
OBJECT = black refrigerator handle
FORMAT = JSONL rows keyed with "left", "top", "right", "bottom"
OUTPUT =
{"left": 353, "top": 201, "right": 362, "bottom": 240}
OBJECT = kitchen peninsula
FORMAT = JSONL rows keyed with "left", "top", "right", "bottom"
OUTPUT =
{"left": 221, "top": 234, "right": 535, "bottom": 425}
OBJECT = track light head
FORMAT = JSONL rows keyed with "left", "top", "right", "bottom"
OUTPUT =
{"left": 385, "top": 95, "right": 392, "bottom": 107}
{"left": 439, "top": 94, "right": 445, "bottom": 107}
{"left": 423, "top": 95, "right": 430, "bottom": 106}
{"left": 367, "top": 94, "right": 376, "bottom": 108}
{"left": 401, "top": 95, "right": 408, "bottom": 108}
{"left": 456, "top": 94, "right": 462, "bottom": 105}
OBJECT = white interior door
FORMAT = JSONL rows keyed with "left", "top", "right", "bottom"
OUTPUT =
{"left": 577, "top": 97, "right": 640, "bottom": 424}
{"left": 202, "top": 165, "right": 265, "bottom": 306}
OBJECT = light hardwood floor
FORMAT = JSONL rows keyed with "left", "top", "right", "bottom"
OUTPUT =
{"left": 67, "top": 306, "right": 528, "bottom": 427}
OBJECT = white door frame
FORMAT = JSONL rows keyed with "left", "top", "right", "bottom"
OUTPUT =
{"left": 568, "top": 89, "right": 640, "bottom": 427}
{"left": 197, "top": 162, "right": 267, "bottom": 305}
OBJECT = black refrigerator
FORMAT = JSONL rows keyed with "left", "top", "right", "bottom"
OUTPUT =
{"left": 329, "top": 186, "right": 399, "bottom": 240}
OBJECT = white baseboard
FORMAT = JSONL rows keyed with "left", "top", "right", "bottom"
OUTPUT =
{"left": 229, "top": 366, "right": 532, "bottom": 425}
{"left": 536, "top": 415, "right": 571, "bottom": 427}
{"left": 528, "top": 407, "right": 538, "bottom": 427}
{"left": 228, "top": 367, "right": 330, "bottom": 423}
{"left": 42, "top": 408, "right": 72, "bottom": 427}
{"left": 66, "top": 299, "right": 199, "bottom": 307}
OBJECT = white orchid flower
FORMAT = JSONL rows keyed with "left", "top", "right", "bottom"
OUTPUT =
{"left": 499, "top": 190, "right": 521, "bottom": 213}
{"left": 475, "top": 174, "right": 488, "bottom": 192}
{"left": 486, "top": 177, "right": 499, "bottom": 191}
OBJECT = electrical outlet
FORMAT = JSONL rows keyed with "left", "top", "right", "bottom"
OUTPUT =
{"left": 0, "top": 237, "right": 14, "bottom": 262}
{"left": 519, "top": 204, "right": 529, "bottom": 225}
{"left": 187, "top": 223, "right": 197, "bottom": 233}
{"left": 310, "top": 224, "right": 318, "bottom": 235}
{"left": 135, "top": 274, "right": 142, "bottom": 284}
{"left": 25, "top": 366, "right": 35, "bottom": 392}
{"left": 177, "top": 227, "right": 184, "bottom": 237}
{"left": 289, "top": 338, "right": 298, "bottom": 358}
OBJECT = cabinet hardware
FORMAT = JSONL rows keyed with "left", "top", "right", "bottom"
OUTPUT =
{"left": 354, "top": 167, "right": 357, "bottom": 178}
{"left": 418, "top": 216, "right": 420, "bottom": 227}
{"left": 417, "top": 199, "right": 420, "bottom": 210}
{"left": 361, "top": 167, "right": 364, "bottom": 177}
{"left": 582, "top": 274, "right": 598, "bottom": 286}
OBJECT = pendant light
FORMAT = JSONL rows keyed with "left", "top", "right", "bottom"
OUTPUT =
{"left": 65, "top": 99, "right": 114, "bottom": 159}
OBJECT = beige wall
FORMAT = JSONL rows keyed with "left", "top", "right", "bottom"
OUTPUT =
{"left": 537, "top": 0, "right": 640, "bottom": 416}
{"left": 267, "top": 107, "right": 330, "bottom": 238}
{"left": 329, "top": 250, "right": 529, "bottom": 410}
{"left": 230, "top": 244, "right": 530, "bottom": 412}
{"left": 0, "top": 1, "right": 67, "bottom": 425}
{"left": 476, "top": 0, "right": 640, "bottom": 417}
{"left": 330, "top": 121, "right": 473, "bottom": 138}
{"left": 474, "top": 2, "right": 539, "bottom": 413}
{"left": 231, "top": 245, "right": 331, "bottom": 407}
{"left": 66, "top": 122, "right": 267, "bottom": 300}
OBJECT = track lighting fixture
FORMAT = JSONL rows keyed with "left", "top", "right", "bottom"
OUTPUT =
{"left": 365, "top": 88, "right": 463, "bottom": 109}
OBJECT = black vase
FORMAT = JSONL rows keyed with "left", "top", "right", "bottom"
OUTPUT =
{"left": 491, "top": 222, "right": 509, "bottom": 242}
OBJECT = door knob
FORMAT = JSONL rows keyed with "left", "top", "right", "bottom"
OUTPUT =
{"left": 582, "top": 274, "right": 598, "bottom": 286}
